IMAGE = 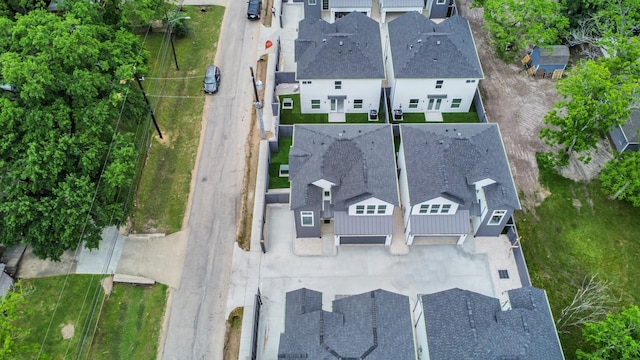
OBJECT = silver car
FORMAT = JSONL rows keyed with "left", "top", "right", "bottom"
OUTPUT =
{"left": 203, "top": 65, "right": 221, "bottom": 94}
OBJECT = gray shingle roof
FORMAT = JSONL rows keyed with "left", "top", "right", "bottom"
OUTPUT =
{"left": 537, "top": 45, "right": 570, "bottom": 66}
{"left": 388, "top": 12, "right": 483, "bottom": 78}
{"left": 290, "top": 125, "right": 399, "bottom": 210}
{"left": 295, "top": 12, "right": 384, "bottom": 79}
{"left": 278, "top": 288, "right": 416, "bottom": 359}
{"left": 421, "top": 287, "right": 565, "bottom": 359}
{"left": 400, "top": 123, "right": 520, "bottom": 210}
{"left": 622, "top": 109, "right": 640, "bottom": 144}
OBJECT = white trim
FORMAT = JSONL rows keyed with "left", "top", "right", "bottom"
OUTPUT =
{"left": 488, "top": 210, "right": 506, "bottom": 225}
{"left": 301, "top": 211, "right": 314, "bottom": 226}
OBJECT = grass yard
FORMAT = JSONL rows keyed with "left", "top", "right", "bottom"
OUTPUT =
{"left": 131, "top": 6, "right": 224, "bottom": 233}
{"left": 87, "top": 283, "right": 168, "bottom": 359}
{"left": 17, "top": 275, "right": 102, "bottom": 359}
{"left": 518, "top": 155, "right": 640, "bottom": 358}
{"left": 279, "top": 94, "right": 328, "bottom": 124}
{"left": 16, "top": 275, "right": 167, "bottom": 360}
{"left": 390, "top": 111, "right": 479, "bottom": 123}
{"left": 268, "top": 136, "right": 292, "bottom": 189}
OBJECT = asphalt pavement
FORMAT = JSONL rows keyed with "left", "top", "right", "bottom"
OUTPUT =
{"left": 159, "top": 0, "right": 261, "bottom": 358}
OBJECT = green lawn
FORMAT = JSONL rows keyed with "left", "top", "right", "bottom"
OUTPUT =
{"left": 268, "top": 136, "right": 292, "bottom": 189}
{"left": 131, "top": 6, "right": 224, "bottom": 233}
{"left": 390, "top": 111, "right": 479, "bottom": 123}
{"left": 87, "top": 283, "right": 168, "bottom": 359}
{"left": 279, "top": 94, "right": 383, "bottom": 124}
{"left": 16, "top": 275, "right": 167, "bottom": 360}
{"left": 518, "top": 155, "right": 640, "bottom": 358}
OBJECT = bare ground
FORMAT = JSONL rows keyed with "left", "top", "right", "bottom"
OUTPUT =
{"left": 457, "top": 1, "right": 612, "bottom": 211}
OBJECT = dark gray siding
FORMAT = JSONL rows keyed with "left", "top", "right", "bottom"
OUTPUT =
{"left": 610, "top": 125, "right": 629, "bottom": 152}
{"left": 303, "top": 0, "right": 321, "bottom": 19}
{"left": 429, "top": 0, "right": 450, "bottom": 19}
{"left": 339, "top": 236, "right": 386, "bottom": 244}
{"left": 475, "top": 207, "right": 514, "bottom": 237}
{"left": 294, "top": 206, "right": 321, "bottom": 237}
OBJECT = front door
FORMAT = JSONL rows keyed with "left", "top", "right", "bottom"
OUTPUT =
{"left": 330, "top": 99, "right": 344, "bottom": 112}
{"left": 427, "top": 98, "right": 442, "bottom": 110}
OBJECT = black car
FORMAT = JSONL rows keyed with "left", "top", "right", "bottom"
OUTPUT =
{"left": 203, "top": 65, "right": 221, "bottom": 94}
{"left": 247, "top": 0, "right": 261, "bottom": 20}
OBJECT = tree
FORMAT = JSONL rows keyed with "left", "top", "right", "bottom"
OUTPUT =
{"left": 472, "top": 0, "right": 569, "bottom": 59}
{"left": 0, "top": 3, "right": 149, "bottom": 260}
{"left": 599, "top": 151, "right": 640, "bottom": 206}
{"left": 540, "top": 35, "right": 640, "bottom": 165}
{"left": 540, "top": 59, "right": 633, "bottom": 165}
{"left": 577, "top": 305, "right": 640, "bottom": 359}
{"left": 556, "top": 274, "right": 617, "bottom": 332}
{"left": 0, "top": 282, "right": 37, "bottom": 358}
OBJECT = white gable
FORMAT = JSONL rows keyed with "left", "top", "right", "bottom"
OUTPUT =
{"left": 411, "top": 196, "right": 459, "bottom": 215}
{"left": 348, "top": 197, "right": 394, "bottom": 215}
{"left": 312, "top": 179, "right": 336, "bottom": 190}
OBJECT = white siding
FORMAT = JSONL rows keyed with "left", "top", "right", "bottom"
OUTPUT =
{"left": 300, "top": 79, "right": 382, "bottom": 113}
{"left": 411, "top": 197, "right": 459, "bottom": 215}
{"left": 348, "top": 197, "right": 394, "bottom": 215}
{"left": 390, "top": 78, "right": 479, "bottom": 112}
{"left": 397, "top": 142, "right": 411, "bottom": 228}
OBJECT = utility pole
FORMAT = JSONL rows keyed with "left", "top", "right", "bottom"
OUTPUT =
{"left": 249, "top": 66, "right": 266, "bottom": 140}
{"left": 170, "top": 25, "right": 179, "bottom": 71}
{"left": 134, "top": 72, "right": 163, "bottom": 139}
{"left": 168, "top": 16, "right": 191, "bottom": 71}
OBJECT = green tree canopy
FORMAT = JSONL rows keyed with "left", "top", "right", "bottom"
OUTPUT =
{"left": 0, "top": 282, "right": 37, "bottom": 358}
{"left": 577, "top": 305, "right": 640, "bottom": 359}
{"left": 540, "top": 36, "right": 640, "bottom": 165}
{"left": 600, "top": 151, "right": 640, "bottom": 207}
{"left": 472, "top": 0, "right": 569, "bottom": 58}
{"left": 0, "top": 3, "right": 148, "bottom": 260}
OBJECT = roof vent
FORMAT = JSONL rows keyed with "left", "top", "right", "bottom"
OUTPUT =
{"left": 409, "top": 44, "right": 413, "bottom": 50}
{"left": 339, "top": 40, "right": 343, "bottom": 46}
{"left": 457, "top": 132, "right": 462, "bottom": 136}
{"left": 439, "top": 140, "right": 444, "bottom": 144}
{"left": 322, "top": 38, "right": 326, "bottom": 42}
{"left": 418, "top": 39, "right": 422, "bottom": 43}
{"left": 437, "top": 40, "right": 441, "bottom": 45}
{"left": 433, "top": 57, "right": 437, "bottom": 61}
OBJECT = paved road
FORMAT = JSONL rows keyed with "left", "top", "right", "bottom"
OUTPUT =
{"left": 161, "top": 2, "right": 260, "bottom": 359}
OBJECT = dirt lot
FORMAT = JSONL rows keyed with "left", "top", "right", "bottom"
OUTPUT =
{"left": 456, "top": 0, "right": 612, "bottom": 210}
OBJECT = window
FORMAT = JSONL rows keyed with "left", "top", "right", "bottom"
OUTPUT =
{"left": 334, "top": 81, "right": 342, "bottom": 89}
{"left": 466, "top": 79, "right": 476, "bottom": 83}
{"left": 301, "top": 211, "right": 314, "bottom": 226}
{"left": 311, "top": 99, "right": 320, "bottom": 109}
{"left": 354, "top": 99, "right": 363, "bottom": 109}
{"left": 488, "top": 210, "right": 506, "bottom": 225}
{"left": 309, "top": 0, "right": 316, "bottom": 5}
{"left": 409, "top": 99, "right": 419, "bottom": 109}
{"left": 302, "top": 80, "right": 312, "bottom": 84}
{"left": 419, "top": 204, "right": 453, "bottom": 214}
{"left": 323, "top": 190, "right": 330, "bottom": 200}
{"left": 451, "top": 99, "right": 462, "bottom": 109}
{"left": 355, "top": 204, "right": 387, "bottom": 215}
{"left": 436, "top": 0, "right": 446, "bottom": 4}
{"left": 435, "top": 80, "right": 444, "bottom": 89}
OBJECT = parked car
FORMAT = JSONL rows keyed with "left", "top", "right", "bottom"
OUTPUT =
{"left": 247, "top": 0, "right": 261, "bottom": 20}
{"left": 203, "top": 65, "right": 221, "bottom": 94}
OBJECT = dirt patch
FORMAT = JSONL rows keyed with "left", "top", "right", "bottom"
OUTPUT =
{"left": 61, "top": 323, "right": 75, "bottom": 340}
{"left": 101, "top": 276, "right": 113, "bottom": 296}
{"left": 237, "top": 56, "right": 268, "bottom": 250}
{"left": 456, "top": 0, "right": 612, "bottom": 211}
{"left": 223, "top": 308, "right": 244, "bottom": 360}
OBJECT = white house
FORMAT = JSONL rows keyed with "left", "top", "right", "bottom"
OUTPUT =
{"left": 386, "top": 12, "right": 483, "bottom": 114}
{"left": 397, "top": 124, "right": 520, "bottom": 246}
{"left": 295, "top": 12, "right": 384, "bottom": 116}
